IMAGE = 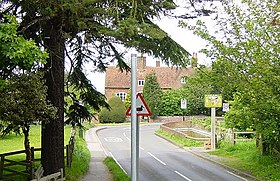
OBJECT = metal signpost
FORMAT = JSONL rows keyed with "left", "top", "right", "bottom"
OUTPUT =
{"left": 204, "top": 94, "right": 222, "bottom": 150}
{"left": 126, "top": 54, "right": 152, "bottom": 181}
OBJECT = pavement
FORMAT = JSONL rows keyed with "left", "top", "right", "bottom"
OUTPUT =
{"left": 79, "top": 127, "right": 259, "bottom": 181}
{"left": 79, "top": 127, "right": 113, "bottom": 181}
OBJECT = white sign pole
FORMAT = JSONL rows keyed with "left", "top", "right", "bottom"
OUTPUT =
{"left": 211, "top": 107, "right": 216, "bottom": 150}
{"left": 131, "top": 54, "right": 138, "bottom": 181}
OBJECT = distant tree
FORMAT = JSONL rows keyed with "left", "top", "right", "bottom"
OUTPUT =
{"left": 99, "top": 96, "right": 126, "bottom": 123}
{"left": 142, "top": 73, "right": 162, "bottom": 119}
{"left": 160, "top": 89, "right": 186, "bottom": 116}
{"left": 0, "top": 72, "right": 56, "bottom": 171}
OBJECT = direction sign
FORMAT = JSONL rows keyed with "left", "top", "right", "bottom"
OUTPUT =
{"left": 126, "top": 93, "right": 152, "bottom": 116}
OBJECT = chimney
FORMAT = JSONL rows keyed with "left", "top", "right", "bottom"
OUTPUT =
{"left": 137, "top": 55, "right": 146, "bottom": 69}
{"left": 156, "top": 60, "right": 160, "bottom": 67}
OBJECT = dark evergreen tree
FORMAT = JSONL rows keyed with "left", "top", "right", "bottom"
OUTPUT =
{"left": 142, "top": 73, "right": 162, "bottom": 119}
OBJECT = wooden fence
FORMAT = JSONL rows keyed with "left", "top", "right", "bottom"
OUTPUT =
{"left": 0, "top": 130, "right": 76, "bottom": 180}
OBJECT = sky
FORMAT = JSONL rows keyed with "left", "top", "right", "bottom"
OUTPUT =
{"left": 86, "top": 0, "right": 220, "bottom": 94}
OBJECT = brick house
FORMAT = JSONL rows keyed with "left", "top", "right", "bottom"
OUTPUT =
{"left": 105, "top": 55, "right": 196, "bottom": 101}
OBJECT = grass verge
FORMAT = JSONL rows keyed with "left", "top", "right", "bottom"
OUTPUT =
{"left": 156, "top": 129, "right": 280, "bottom": 181}
{"left": 65, "top": 136, "right": 91, "bottom": 181}
{"left": 155, "top": 129, "right": 204, "bottom": 147}
{"left": 103, "top": 157, "right": 130, "bottom": 181}
{"left": 210, "top": 141, "right": 280, "bottom": 181}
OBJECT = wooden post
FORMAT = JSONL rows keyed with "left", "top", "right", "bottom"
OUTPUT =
{"left": 211, "top": 107, "right": 216, "bottom": 150}
{"left": 66, "top": 145, "right": 70, "bottom": 167}
{"left": 0, "top": 155, "right": 4, "bottom": 178}
{"left": 233, "top": 130, "right": 236, "bottom": 145}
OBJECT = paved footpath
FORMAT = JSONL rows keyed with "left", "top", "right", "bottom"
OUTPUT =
{"left": 79, "top": 127, "right": 112, "bottom": 181}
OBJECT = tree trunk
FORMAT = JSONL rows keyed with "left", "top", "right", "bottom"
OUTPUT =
{"left": 23, "top": 125, "right": 31, "bottom": 162}
{"left": 22, "top": 124, "right": 33, "bottom": 179}
{"left": 41, "top": 16, "right": 65, "bottom": 175}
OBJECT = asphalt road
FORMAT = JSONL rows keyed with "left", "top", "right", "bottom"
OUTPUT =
{"left": 98, "top": 123, "right": 248, "bottom": 181}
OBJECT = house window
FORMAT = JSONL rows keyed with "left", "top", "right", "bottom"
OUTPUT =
{"left": 181, "top": 77, "right": 186, "bottom": 84}
{"left": 115, "top": 92, "right": 127, "bottom": 101}
{"left": 138, "top": 80, "right": 145, "bottom": 86}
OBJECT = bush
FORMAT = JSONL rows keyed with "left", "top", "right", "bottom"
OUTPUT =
{"left": 99, "top": 96, "right": 126, "bottom": 123}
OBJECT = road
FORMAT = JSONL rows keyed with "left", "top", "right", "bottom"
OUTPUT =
{"left": 98, "top": 123, "right": 248, "bottom": 181}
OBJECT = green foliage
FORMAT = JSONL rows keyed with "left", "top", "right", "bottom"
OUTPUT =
{"left": 159, "top": 89, "right": 186, "bottom": 116}
{"left": 181, "top": 0, "right": 280, "bottom": 154}
{"left": 0, "top": 72, "right": 57, "bottom": 135}
{"left": 124, "top": 89, "right": 131, "bottom": 109}
{"left": 103, "top": 157, "right": 130, "bottom": 181}
{"left": 0, "top": 15, "right": 48, "bottom": 77}
{"left": 143, "top": 73, "right": 162, "bottom": 118}
{"left": 99, "top": 97, "right": 126, "bottom": 123}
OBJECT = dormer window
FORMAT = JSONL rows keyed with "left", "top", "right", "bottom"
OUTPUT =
{"left": 138, "top": 80, "right": 145, "bottom": 86}
{"left": 181, "top": 77, "right": 186, "bottom": 84}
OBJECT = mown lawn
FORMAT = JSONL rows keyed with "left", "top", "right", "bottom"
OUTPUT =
{"left": 0, "top": 124, "right": 90, "bottom": 181}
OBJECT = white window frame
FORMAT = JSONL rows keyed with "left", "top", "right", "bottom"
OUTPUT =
{"left": 115, "top": 92, "right": 127, "bottom": 101}
{"left": 138, "top": 80, "right": 145, "bottom": 86}
{"left": 181, "top": 77, "right": 186, "bottom": 84}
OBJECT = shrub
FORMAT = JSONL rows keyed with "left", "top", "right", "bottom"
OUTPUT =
{"left": 99, "top": 96, "right": 126, "bottom": 123}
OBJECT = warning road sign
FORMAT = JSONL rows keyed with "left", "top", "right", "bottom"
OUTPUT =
{"left": 126, "top": 93, "right": 152, "bottom": 116}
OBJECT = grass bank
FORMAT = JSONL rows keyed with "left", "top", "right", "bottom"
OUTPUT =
{"left": 157, "top": 128, "right": 280, "bottom": 181}
{"left": 211, "top": 141, "right": 280, "bottom": 181}
{"left": 103, "top": 157, "right": 130, "bottom": 181}
{"left": 155, "top": 129, "right": 204, "bottom": 147}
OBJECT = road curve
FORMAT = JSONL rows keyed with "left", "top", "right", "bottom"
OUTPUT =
{"left": 97, "top": 123, "right": 248, "bottom": 181}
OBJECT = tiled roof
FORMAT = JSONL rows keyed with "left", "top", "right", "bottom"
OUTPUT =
{"left": 105, "top": 66, "right": 195, "bottom": 90}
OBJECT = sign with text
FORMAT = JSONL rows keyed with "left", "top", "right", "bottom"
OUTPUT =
{"left": 204, "top": 94, "right": 222, "bottom": 108}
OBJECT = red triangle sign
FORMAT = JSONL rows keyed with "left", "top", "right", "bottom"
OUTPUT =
{"left": 126, "top": 93, "right": 152, "bottom": 116}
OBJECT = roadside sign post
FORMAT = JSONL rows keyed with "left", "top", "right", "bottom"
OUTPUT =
{"left": 130, "top": 54, "right": 138, "bottom": 181}
{"left": 181, "top": 98, "right": 187, "bottom": 121}
{"left": 204, "top": 94, "right": 222, "bottom": 150}
{"left": 127, "top": 54, "right": 152, "bottom": 181}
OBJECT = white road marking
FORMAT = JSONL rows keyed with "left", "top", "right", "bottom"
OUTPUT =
{"left": 174, "top": 171, "right": 192, "bottom": 181}
{"left": 123, "top": 132, "right": 144, "bottom": 150}
{"left": 109, "top": 152, "right": 127, "bottom": 174}
{"left": 123, "top": 132, "right": 131, "bottom": 141}
{"left": 226, "top": 171, "right": 248, "bottom": 181}
{"left": 104, "top": 137, "right": 123, "bottom": 142}
{"left": 147, "top": 152, "right": 166, "bottom": 166}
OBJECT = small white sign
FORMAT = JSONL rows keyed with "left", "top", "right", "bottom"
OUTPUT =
{"left": 181, "top": 99, "right": 187, "bottom": 109}
{"left": 223, "top": 103, "right": 230, "bottom": 112}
